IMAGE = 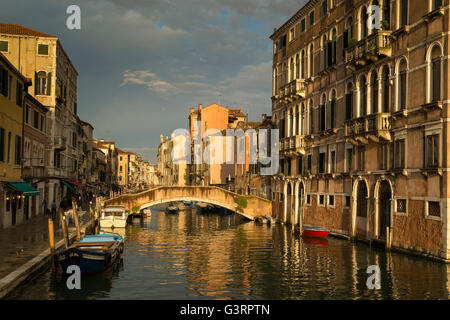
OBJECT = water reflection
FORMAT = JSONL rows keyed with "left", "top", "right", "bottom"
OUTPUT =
{"left": 8, "top": 206, "right": 450, "bottom": 300}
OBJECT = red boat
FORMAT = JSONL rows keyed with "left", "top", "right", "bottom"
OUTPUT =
{"left": 301, "top": 226, "right": 330, "bottom": 238}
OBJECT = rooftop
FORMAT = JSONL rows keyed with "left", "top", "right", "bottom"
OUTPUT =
{"left": 0, "top": 23, "right": 56, "bottom": 38}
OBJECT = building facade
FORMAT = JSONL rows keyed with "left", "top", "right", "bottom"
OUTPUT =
{"left": 270, "top": 0, "right": 450, "bottom": 260}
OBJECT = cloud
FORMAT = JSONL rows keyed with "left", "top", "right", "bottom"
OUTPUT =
{"left": 121, "top": 70, "right": 176, "bottom": 93}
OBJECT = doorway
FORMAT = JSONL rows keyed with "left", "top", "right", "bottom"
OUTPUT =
{"left": 378, "top": 180, "right": 392, "bottom": 240}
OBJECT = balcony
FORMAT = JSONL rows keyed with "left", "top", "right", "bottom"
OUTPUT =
{"left": 278, "top": 79, "right": 306, "bottom": 103}
{"left": 280, "top": 135, "right": 306, "bottom": 157}
{"left": 345, "top": 30, "right": 392, "bottom": 71}
{"left": 53, "top": 136, "right": 67, "bottom": 150}
{"left": 345, "top": 113, "right": 392, "bottom": 145}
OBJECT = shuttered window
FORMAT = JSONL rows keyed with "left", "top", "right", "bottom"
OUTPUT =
{"left": 0, "top": 67, "right": 8, "bottom": 97}
{"left": 0, "top": 127, "right": 4, "bottom": 162}
{"left": 0, "top": 41, "right": 8, "bottom": 52}
{"left": 38, "top": 44, "right": 48, "bottom": 55}
{"left": 432, "top": 57, "right": 441, "bottom": 102}
{"left": 400, "top": 0, "right": 408, "bottom": 27}
{"left": 345, "top": 93, "right": 353, "bottom": 120}
{"left": 16, "top": 81, "right": 23, "bottom": 107}
{"left": 426, "top": 135, "right": 439, "bottom": 168}
{"left": 14, "top": 135, "right": 21, "bottom": 165}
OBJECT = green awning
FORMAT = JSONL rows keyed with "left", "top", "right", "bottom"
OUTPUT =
{"left": 62, "top": 181, "right": 75, "bottom": 192}
{"left": 8, "top": 182, "right": 40, "bottom": 197}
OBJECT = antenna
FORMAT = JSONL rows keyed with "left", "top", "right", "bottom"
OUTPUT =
{"left": 218, "top": 93, "right": 222, "bottom": 106}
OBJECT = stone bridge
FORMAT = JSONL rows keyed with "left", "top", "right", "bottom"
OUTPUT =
{"left": 103, "top": 186, "right": 272, "bottom": 220}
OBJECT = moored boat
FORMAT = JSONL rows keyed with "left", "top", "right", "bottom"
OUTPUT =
{"left": 100, "top": 205, "right": 129, "bottom": 228}
{"left": 301, "top": 226, "right": 330, "bottom": 238}
{"left": 166, "top": 203, "right": 179, "bottom": 214}
{"left": 57, "top": 231, "right": 124, "bottom": 275}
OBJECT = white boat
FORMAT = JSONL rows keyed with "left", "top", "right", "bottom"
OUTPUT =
{"left": 100, "top": 205, "right": 129, "bottom": 228}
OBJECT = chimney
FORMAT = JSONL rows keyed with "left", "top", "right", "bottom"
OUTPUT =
{"left": 262, "top": 114, "right": 267, "bottom": 121}
{"left": 198, "top": 104, "right": 202, "bottom": 110}
{"left": 160, "top": 134, "right": 164, "bottom": 143}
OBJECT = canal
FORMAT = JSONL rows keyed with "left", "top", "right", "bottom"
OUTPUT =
{"left": 8, "top": 207, "right": 450, "bottom": 300}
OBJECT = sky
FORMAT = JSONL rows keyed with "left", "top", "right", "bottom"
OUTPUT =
{"left": 1, "top": 0, "right": 307, "bottom": 163}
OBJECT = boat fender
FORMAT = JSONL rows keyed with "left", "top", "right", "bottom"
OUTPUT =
{"left": 104, "top": 252, "right": 111, "bottom": 266}
{"left": 65, "top": 248, "right": 83, "bottom": 265}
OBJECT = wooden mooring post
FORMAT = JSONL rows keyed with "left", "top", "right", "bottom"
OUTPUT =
{"left": 48, "top": 218, "right": 56, "bottom": 273}
{"left": 59, "top": 208, "right": 69, "bottom": 249}
{"left": 72, "top": 197, "right": 81, "bottom": 241}
{"left": 89, "top": 201, "right": 95, "bottom": 234}
{"left": 386, "top": 227, "right": 391, "bottom": 250}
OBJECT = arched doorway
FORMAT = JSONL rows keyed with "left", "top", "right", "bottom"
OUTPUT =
{"left": 378, "top": 180, "right": 392, "bottom": 240}
{"left": 297, "top": 182, "right": 304, "bottom": 226}
{"left": 286, "top": 183, "right": 292, "bottom": 224}
{"left": 354, "top": 179, "right": 368, "bottom": 236}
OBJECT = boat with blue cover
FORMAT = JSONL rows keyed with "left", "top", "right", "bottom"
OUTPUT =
{"left": 57, "top": 231, "right": 124, "bottom": 275}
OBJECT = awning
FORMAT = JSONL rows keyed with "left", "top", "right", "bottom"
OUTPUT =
{"left": 64, "top": 180, "right": 85, "bottom": 190}
{"left": 7, "top": 182, "right": 40, "bottom": 196}
{"left": 62, "top": 181, "right": 75, "bottom": 192}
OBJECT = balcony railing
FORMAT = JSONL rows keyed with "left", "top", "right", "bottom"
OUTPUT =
{"left": 278, "top": 79, "right": 306, "bottom": 102}
{"left": 280, "top": 135, "right": 306, "bottom": 156}
{"left": 345, "top": 30, "right": 392, "bottom": 70}
{"left": 345, "top": 113, "right": 392, "bottom": 145}
{"left": 53, "top": 136, "right": 67, "bottom": 150}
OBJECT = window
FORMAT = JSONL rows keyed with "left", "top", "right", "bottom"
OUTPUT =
{"left": 307, "top": 154, "right": 312, "bottom": 172}
{"left": 16, "top": 81, "right": 23, "bottom": 107}
{"left": 433, "top": 0, "right": 443, "bottom": 10}
{"left": 300, "top": 19, "right": 306, "bottom": 33}
{"left": 399, "top": 60, "right": 407, "bottom": 110}
{"left": 345, "top": 83, "right": 353, "bottom": 120}
{"left": 426, "top": 134, "right": 439, "bottom": 168}
{"left": 382, "top": 66, "right": 390, "bottom": 113}
{"left": 0, "top": 67, "right": 8, "bottom": 97}
{"left": 319, "top": 152, "right": 326, "bottom": 173}
{"left": 35, "top": 71, "right": 52, "bottom": 96}
{"left": 306, "top": 194, "right": 311, "bottom": 205}
{"left": 296, "top": 54, "right": 300, "bottom": 80}
{"left": 38, "top": 44, "right": 49, "bottom": 55}
{"left": 361, "top": 6, "right": 368, "bottom": 39}
{"left": 322, "top": 1, "right": 327, "bottom": 17}
{"left": 431, "top": 46, "right": 442, "bottom": 103}
{"left": 328, "top": 195, "right": 335, "bottom": 207}
{"left": 357, "top": 146, "right": 365, "bottom": 171}
{"left": 14, "top": 135, "right": 21, "bottom": 165}
{"left": 309, "top": 104, "right": 314, "bottom": 134}
{"left": 298, "top": 157, "right": 303, "bottom": 175}
{"left": 394, "top": 139, "right": 405, "bottom": 169}
{"left": 396, "top": 199, "right": 407, "bottom": 214}
{"left": 0, "top": 41, "right": 8, "bottom": 52}
{"left": 319, "top": 194, "right": 325, "bottom": 206}
{"left": 33, "top": 110, "right": 39, "bottom": 129}
{"left": 290, "top": 28, "right": 295, "bottom": 42}
{"left": 309, "top": 44, "right": 314, "bottom": 77}
{"left": 73, "top": 160, "right": 77, "bottom": 172}
{"left": 330, "top": 150, "right": 336, "bottom": 173}
{"left": 371, "top": 72, "right": 378, "bottom": 114}
{"left": 346, "top": 147, "right": 353, "bottom": 172}
{"left": 360, "top": 76, "right": 367, "bottom": 116}
{"left": 40, "top": 115, "right": 45, "bottom": 132}
{"left": 378, "top": 144, "right": 389, "bottom": 170}
{"left": 72, "top": 132, "right": 77, "bottom": 148}
{"left": 428, "top": 201, "right": 441, "bottom": 218}
{"left": 345, "top": 196, "right": 351, "bottom": 208}
{"left": 7, "top": 131, "right": 11, "bottom": 164}
{"left": 0, "top": 127, "right": 4, "bottom": 162}
{"left": 329, "top": 92, "right": 336, "bottom": 129}
{"left": 320, "top": 103, "right": 326, "bottom": 131}
{"left": 8, "top": 75, "right": 12, "bottom": 101}
{"left": 400, "top": 0, "right": 408, "bottom": 28}
{"left": 25, "top": 105, "right": 30, "bottom": 124}
{"left": 309, "top": 10, "right": 315, "bottom": 26}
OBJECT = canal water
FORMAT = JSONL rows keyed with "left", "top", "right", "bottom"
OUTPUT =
{"left": 8, "top": 207, "right": 450, "bottom": 300}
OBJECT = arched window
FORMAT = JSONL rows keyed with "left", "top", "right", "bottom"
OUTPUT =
{"left": 345, "top": 82, "right": 354, "bottom": 120}
{"left": 361, "top": 6, "right": 368, "bottom": 39}
{"left": 431, "top": 45, "right": 442, "bottom": 103}
{"left": 35, "top": 71, "right": 51, "bottom": 96}
{"left": 309, "top": 100, "right": 314, "bottom": 134}
{"left": 290, "top": 57, "right": 295, "bottom": 82}
{"left": 274, "top": 68, "right": 278, "bottom": 95}
{"left": 301, "top": 102, "right": 306, "bottom": 135}
{"left": 321, "top": 35, "right": 327, "bottom": 71}
{"left": 398, "top": 59, "right": 407, "bottom": 110}
{"left": 400, "top": 0, "right": 408, "bottom": 28}
{"left": 360, "top": 75, "right": 367, "bottom": 116}
{"left": 371, "top": 71, "right": 378, "bottom": 114}
{"left": 296, "top": 105, "right": 300, "bottom": 136}
{"left": 296, "top": 54, "right": 300, "bottom": 79}
{"left": 383, "top": 0, "right": 391, "bottom": 28}
{"left": 320, "top": 93, "right": 327, "bottom": 131}
{"left": 381, "top": 66, "right": 390, "bottom": 113}
{"left": 309, "top": 44, "right": 314, "bottom": 77}
{"left": 330, "top": 28, "right": 337, "bottom": 66}
{"left": 301, "top": 50, "right": 306, "bottom": 78}
{"left": 283, "top": 62, "right": 287, "bottom": 85}
{"left": 330, "top": 89, "right": 337, "bottom": 129}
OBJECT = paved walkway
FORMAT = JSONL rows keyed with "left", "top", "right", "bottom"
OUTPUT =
{"left": 0, "top": 208, "right": 91, "bottom": 280}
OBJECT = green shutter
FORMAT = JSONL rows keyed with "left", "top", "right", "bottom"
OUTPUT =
{"left": 46, "top": 72, "right": 52, "bottom": 96}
